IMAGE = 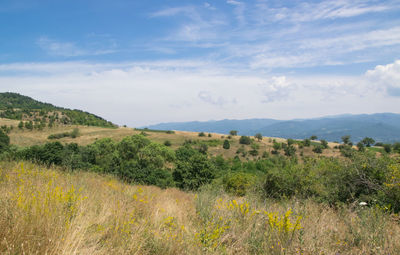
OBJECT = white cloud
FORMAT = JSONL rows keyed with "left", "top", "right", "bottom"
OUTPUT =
{"left": 0, "top": 60, "right": 399, "bottom": 126}
{"left": 366, "top": 60, "right": 400, "bottom": 96}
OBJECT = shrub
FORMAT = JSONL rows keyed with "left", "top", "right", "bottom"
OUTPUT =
{"left": 229, "top": 130, "right": 238, "bottom": 136}
{"left": 0, "top": 129, "right": 10, "bottom": 153}
{"left": 383, "top": 144, "right": 392, "bottom": 153}
{"left": 164, "top": 140, "right": 172, "bottom": 146}
{"left": 255, "top": 133, "right": 263, "bottom": 141}
{"left": 303, "top": 139, "right": 311, "bottom": 147}
{"left": 173, "top": 153, "right": 216, "bottom": 190}
{"left": 223, "top": 172, "right": 254, "bottom": 196}
{"left": 223, "top": 139, "right": 230, "bottom": 150}
{"left": 312, "top": 145, "right": 323, "bottom": 154}
{"left": 239, "top": 136, "right": 252, "bottom": 145}
{"left": 320, "top": 139, "right": 329, "bottom": 149}
{"left": 199, "top": 132, "right": 206, "bottom": 137}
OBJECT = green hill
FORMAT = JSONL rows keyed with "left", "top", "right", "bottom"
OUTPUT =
{"left": 0, "top": 92, "right": 117, "bottom": 128}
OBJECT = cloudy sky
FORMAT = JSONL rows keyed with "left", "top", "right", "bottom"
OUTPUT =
{"left": 1, "top": 0, "right": 400, "bottom": 126}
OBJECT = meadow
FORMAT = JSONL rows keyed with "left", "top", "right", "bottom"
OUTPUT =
{"left": 1, "top": 162, "right": 399, "bottom": 254}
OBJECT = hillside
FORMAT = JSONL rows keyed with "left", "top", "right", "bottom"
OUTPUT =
{"left": 0, "top": 118, "right": 344, "bottom": 159}
{"left": 0, "top": 92, "right": 116, "bottom": 128}
{"left": 147, "top": 113, "right": 400, "bottom": 143}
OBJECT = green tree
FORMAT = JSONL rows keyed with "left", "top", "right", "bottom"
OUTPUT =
{"left": 357, "top": 142, "right": 365, "bottom": 152}
{"left": 287, "top": 138, "right": 295, "bottom": 146}
{"left": 229, "top": 130, "right": 238, "bottom": 136}
{"left": 249, "top": 143, "right": 260, "bottom": 156}
{"left": 239, "top": 136, "right": 252, "bottom": 145}
{"left": 383, "top": 144, "right": 392, "bottom": 153}
{"left": 198, "top": 132, "right": 206, "bottom": 137}
{"left": 312, "top": 145, "right": 323, "bottom": 154}
{"left": 303, "top": 138, "right": 311, "bottom": 147}
{"left": 173, "top": 153, "right": 216, "bottom": 190}
{"left": 0, "top": 129, "right": 10, "bottom": 153}
{"left": 272, "top": 142, "right": 281, "bottom": 154}
{"left": 341, "top": 135, "right": 351, "bottom": 145}
{"left": 361, "top": 137, "right": 375, "bottom": 147}
{"left": 310, "top": 135, "right": 318, "bottom": 140}
{"left": 283, "top": 143, "right": 296, "bottom": 157}
{"left": 18, "top": 121, "right": 24, "bottom": 130}
{"left": 25, "top": 121, "right": 33, "bottom": 131}
{"left": 254, "top": 133, "right": 263, "bottom": 141}
{"left": 320, "top": 139, "right": 329, "bottom": 149}
{"left": 223, "top": 139, "right": 230, "bottom": 149}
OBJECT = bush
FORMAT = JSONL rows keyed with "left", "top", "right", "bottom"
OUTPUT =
{"left": 223, "top": 172, "right": 254, "bottom": 196}
{"left": 0, "top": 129, "right": 10, "bottom": 153}
{"left": 164, "top": 140, "right": 172, "bottom": 146}
{"left": 223, "top": 139, "right": 230, "bottom": 149}
{"left": 312, "top": 145, "right": 323, "bottom": 154}
{"left": 198, "top": 132, "right": 206, "bottom": 137}
{"left": 173, "top": 153, "right": 216, "bottom": 190}
{"left": 239, "top": 136, "right": 252, "bottom": 145}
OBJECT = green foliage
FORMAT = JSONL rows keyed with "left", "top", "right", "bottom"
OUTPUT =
{"left": 223, "top": 172, "right": 254, "bottom": 196}
{"left": 310, "top": 135, "right": 317, "bottom": 140}
{"left": 0, "top": 92, "right": 116, "bottom": 128}
{"left": 320, "top": 139, "right": 329, "bottom": 149}
{"left": 287, "top": 139, "right": 295, "bottom": 146}
{"left": 229, "top": 130, "right": 238, "bottom": 136}
{"left": 25, "top": 121, "right": 33, "bottom": 130}
{"left": 303, "top": 139, "right": 311, "bottom": 147}
{"left": 198, "top": 132, "right": 206, "bottom": 137}
{"left": 173, "top": 153, "right": 216, "bottom": 190}
{"left": 48, "top": 128, "right": 80, "bottom": 140}
{"left": 249, "top": 143, "right": 260, "bottom": 156}
{"left": 393, "top": 143, "right": 400, "bottom": 153}
{"left": 223, "top": 139, "right": 230, "bottom": 149}
{"left": 383, "top": 144, "right": 392, "bottom": 153}
{"left": 357, "top": 142, "right": 366, "bottom": 152}
{"left": 239, "top": 136, "right": 252, "bottom": 145}
{"left": 312, "top": 145, "right": 323, "bottom": 154}
{"left": 341, "top": 135, "right": 351, "bottom": 145}
{"left": 362, "top": 137, "right": 375, "bottom": 147}
{"left": 272, "top": 142, "right": 281, "bottom": 154}
{"left": 0, "top": 130, "right": 10, "bottom": 153}
{"left": 283, "top": 143, "right": 296, "bottom": 157}
{"left": 254, "top": 133, "right": 263, "bottom": 141}
{"left": 164, "top": 140, "right": 172, "bottom": 146}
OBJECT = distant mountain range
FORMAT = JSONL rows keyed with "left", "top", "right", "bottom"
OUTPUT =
{"left": 145, "top": 113, "right": 400, "bottom": 143}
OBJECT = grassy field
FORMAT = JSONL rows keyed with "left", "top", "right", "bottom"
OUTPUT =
{"left": 1, "top": 162, "right": 399, "bottom": 254}
{"left": 1, "top": 118, "right": 343, "bottom": 159}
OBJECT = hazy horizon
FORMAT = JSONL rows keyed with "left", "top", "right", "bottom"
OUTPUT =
{"left": 1, "top": 0, "right": 399, "bottom": 126}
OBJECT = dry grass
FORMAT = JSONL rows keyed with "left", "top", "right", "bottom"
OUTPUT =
{"left": 1, "top": 162, "right": 399, "bottom": 254}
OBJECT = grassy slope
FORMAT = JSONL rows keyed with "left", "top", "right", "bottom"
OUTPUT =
{"left": 1, "top": 162, "right": 399, "bottom": 254}
{"left": 1, "top": 118, "right": 343, "bottom": 159}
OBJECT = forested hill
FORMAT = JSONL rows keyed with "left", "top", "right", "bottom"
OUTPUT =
{"left": 0, "top": 92, "right": 117, "bottom": 128}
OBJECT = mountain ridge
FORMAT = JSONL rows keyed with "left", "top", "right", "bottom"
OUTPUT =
{"left": 146, "top": 113, "right": 400, "bottom": 143}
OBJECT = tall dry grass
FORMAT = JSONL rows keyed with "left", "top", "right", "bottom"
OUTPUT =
{"left": 0, "top": 161, "right": 399, "bottom": 254}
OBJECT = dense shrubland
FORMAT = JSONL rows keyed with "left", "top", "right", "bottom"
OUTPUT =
{"left": 0, "top": 130, "right": 399, "bottom": 214}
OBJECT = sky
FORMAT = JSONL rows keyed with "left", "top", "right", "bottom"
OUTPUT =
{"left": 0, "top": 0, "right": 400, "bottom": 127}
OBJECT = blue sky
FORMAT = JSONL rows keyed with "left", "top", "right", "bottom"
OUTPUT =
{"left": 1, "top": 0, "right": 400, "bottom": 126}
